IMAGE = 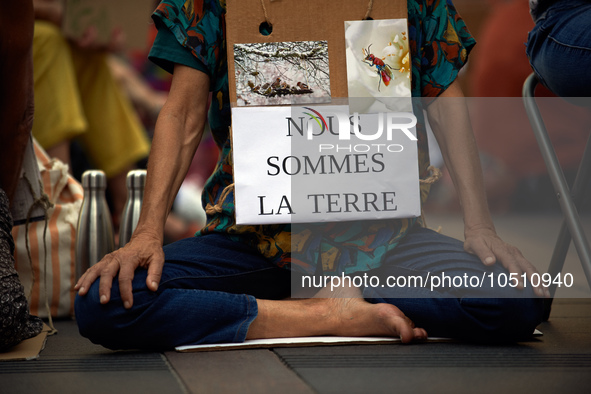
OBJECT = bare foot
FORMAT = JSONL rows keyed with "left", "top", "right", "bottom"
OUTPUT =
{"left": 247, "top": 286, "right": 427, "bottom": 343}
{"left": 322, "top": 297, "right": 426, "bottom": 342}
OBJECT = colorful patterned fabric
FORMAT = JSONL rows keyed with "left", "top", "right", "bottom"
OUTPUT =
{"left": 151, "top": 0, "right": 475, "bottom": 275}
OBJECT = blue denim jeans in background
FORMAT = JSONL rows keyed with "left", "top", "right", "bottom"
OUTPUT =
{"left": 75, "top": 227, "right": 544, "bottom": 350}
{"left": 526, "top": 0, "right": 591, "bottom": 98}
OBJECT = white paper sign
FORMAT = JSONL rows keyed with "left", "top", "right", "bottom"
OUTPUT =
{"left": 231, "top": 104, "right": 420, "bottom": 225}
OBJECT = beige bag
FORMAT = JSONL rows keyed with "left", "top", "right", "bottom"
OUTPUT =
{"left": 12, "top": 140, "right": 83, "bottom": 318}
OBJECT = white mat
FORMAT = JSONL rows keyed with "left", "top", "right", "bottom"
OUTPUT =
{"left": 176, "top": 329, "right": 543, "bottom": 353}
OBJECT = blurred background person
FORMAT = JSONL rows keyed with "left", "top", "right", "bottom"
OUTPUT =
{"left": 31, "top": 0, "right": 151, "bottom": 231}
{"left": 427, "top": 0, "right": 590, "bottom": 213}
{"left": 527, "top": 0, "right": 591, "bottom": 99}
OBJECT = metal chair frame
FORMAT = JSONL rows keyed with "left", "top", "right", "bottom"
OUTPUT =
{"left": 522, "top": 73, "right": 591, "bottom": 313}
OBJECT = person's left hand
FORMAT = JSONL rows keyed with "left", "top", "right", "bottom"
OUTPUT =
{"left": 75, "top": 26, "right": 125, "bottom": 52}
{"left": 464, "top": 225, "right": 550, "bottom": 298}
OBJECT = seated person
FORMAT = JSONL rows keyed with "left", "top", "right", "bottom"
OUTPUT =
{"left": 75, "top": 0, "right": 546, "bottom": 350}
{"left": 467, "top": 0, "right": 590, "bottom": 213}
{"left": 0, "top": 0, "right": 44, "bottom": 351}
{"left": 31, "top": 0, "right": 151, "bottom": 227}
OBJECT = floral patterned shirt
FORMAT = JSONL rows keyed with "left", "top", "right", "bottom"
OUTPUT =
{"left": 0, "top": 189, "right": 43, "bottom": 351}
{"left": 150, "top": 0, "right": 475, "bottom": 274}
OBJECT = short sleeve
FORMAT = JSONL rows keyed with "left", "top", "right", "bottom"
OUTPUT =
{"left": 409, "top": 0, "right": 476, "bottom": 98}
{"left": 150, "top": 0, "right": 225, "bottom": 80}
{"left": 149, "top": 26, "right": 208, "bottom": 75}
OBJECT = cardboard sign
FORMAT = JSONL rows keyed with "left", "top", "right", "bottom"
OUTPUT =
{"left": 62, "top": 0, "right": 155, "bottom": 50}
{"left": 227, "top": 0, "right": 416, "bottom": 225}
{"left": 226, "top": 0, "right": 407, "bottom": 102}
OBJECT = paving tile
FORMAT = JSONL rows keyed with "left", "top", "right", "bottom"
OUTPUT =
{"left": 0, "top": 320, "right": 186, "bottom": 394}
{"left": 274, "top": 300, "right": 591, "bottom": 393}
{"left": 165, "top": 349, "right": 314, "bottom": 394}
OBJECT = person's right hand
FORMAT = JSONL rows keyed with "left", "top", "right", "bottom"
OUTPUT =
{"left": 74, "top": 231, "right": 165, "bottom": 309}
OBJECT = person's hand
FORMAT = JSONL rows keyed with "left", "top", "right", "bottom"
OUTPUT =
{"left": 74, "top": 231, "right": 164, "bottom": 309}
{"left": 74, "top": 26, "right": 125, "bottom": 52}
{"left": 464, "top": 225, "right": 550, "bottom": 298}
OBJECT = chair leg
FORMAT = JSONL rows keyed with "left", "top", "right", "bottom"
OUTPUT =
{"left": 543, "top": 134, "right": 591, "bottom": 319}
{"left": 546, "top": 134, "right": 591, "bottom": 294}
{"left": 563, "top": 137, "right": 591, "bottom": 283}
{"left": 523, "top": 73, "right": 591, "bottom": 319}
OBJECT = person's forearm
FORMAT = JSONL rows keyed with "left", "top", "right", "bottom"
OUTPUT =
{"left": 135, "top": 109, "right": 203, "bottom": 239}
{"left": 426, "top": 81, "right": 494, "bottom": 234}
{"left": 133, "top": 65, "right": 210, "bottom": 241}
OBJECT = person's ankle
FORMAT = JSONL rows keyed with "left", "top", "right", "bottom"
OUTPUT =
{"left": 303, "top": 297, "right": 344, "bottom": 336}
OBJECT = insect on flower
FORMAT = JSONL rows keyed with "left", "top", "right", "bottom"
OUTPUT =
{"left": 362, "top": 44, "right": 396, "bottom": 91}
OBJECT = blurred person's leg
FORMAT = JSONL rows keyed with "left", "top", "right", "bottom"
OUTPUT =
{"left": 31, "top": 20, "right": 87, "bottom": 164}
{"left": 69, "top": 47, "right": 150, "bottom": 179}
{"left": 69, "top": 46, "right": 151, "bottom": 228}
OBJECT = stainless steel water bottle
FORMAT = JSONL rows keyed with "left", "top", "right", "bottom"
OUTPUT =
{"left": 75, "top": 170, "right": 115, "bottom": 279}
{"left": 118, "top": 169, "right": 146, "bottom": 248}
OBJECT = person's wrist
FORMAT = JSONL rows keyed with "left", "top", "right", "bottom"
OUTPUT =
{"left": 462, "top": 206, "right": 495, "bottom": 236}
{"left": 130, "top": 224, "right": 164, "bottom": 244}
{"left": 463, "top": 220, "right": 496, "bottom": 239}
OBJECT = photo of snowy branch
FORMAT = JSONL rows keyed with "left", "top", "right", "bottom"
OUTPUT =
{"left": 233, "top": 40, "right": 331, "bottom": 106}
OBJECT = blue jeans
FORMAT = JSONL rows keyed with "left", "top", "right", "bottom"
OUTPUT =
{"left": 75, "top": 227, "right": 544, "bottom": 350}
{"left": 526, "top": 0, "right": 591, "bottom": 98}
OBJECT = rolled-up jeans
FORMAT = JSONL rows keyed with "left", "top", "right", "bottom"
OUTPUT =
{"left": 75, "top": 227, "right": 544, "bottom": 350}
{"left": 526, "top": 0, "right": 591, "bottom": 98}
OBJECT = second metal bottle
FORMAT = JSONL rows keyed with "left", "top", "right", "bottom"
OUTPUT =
{"left": 119, "top": 169, "right": 147, "bottom": 248}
